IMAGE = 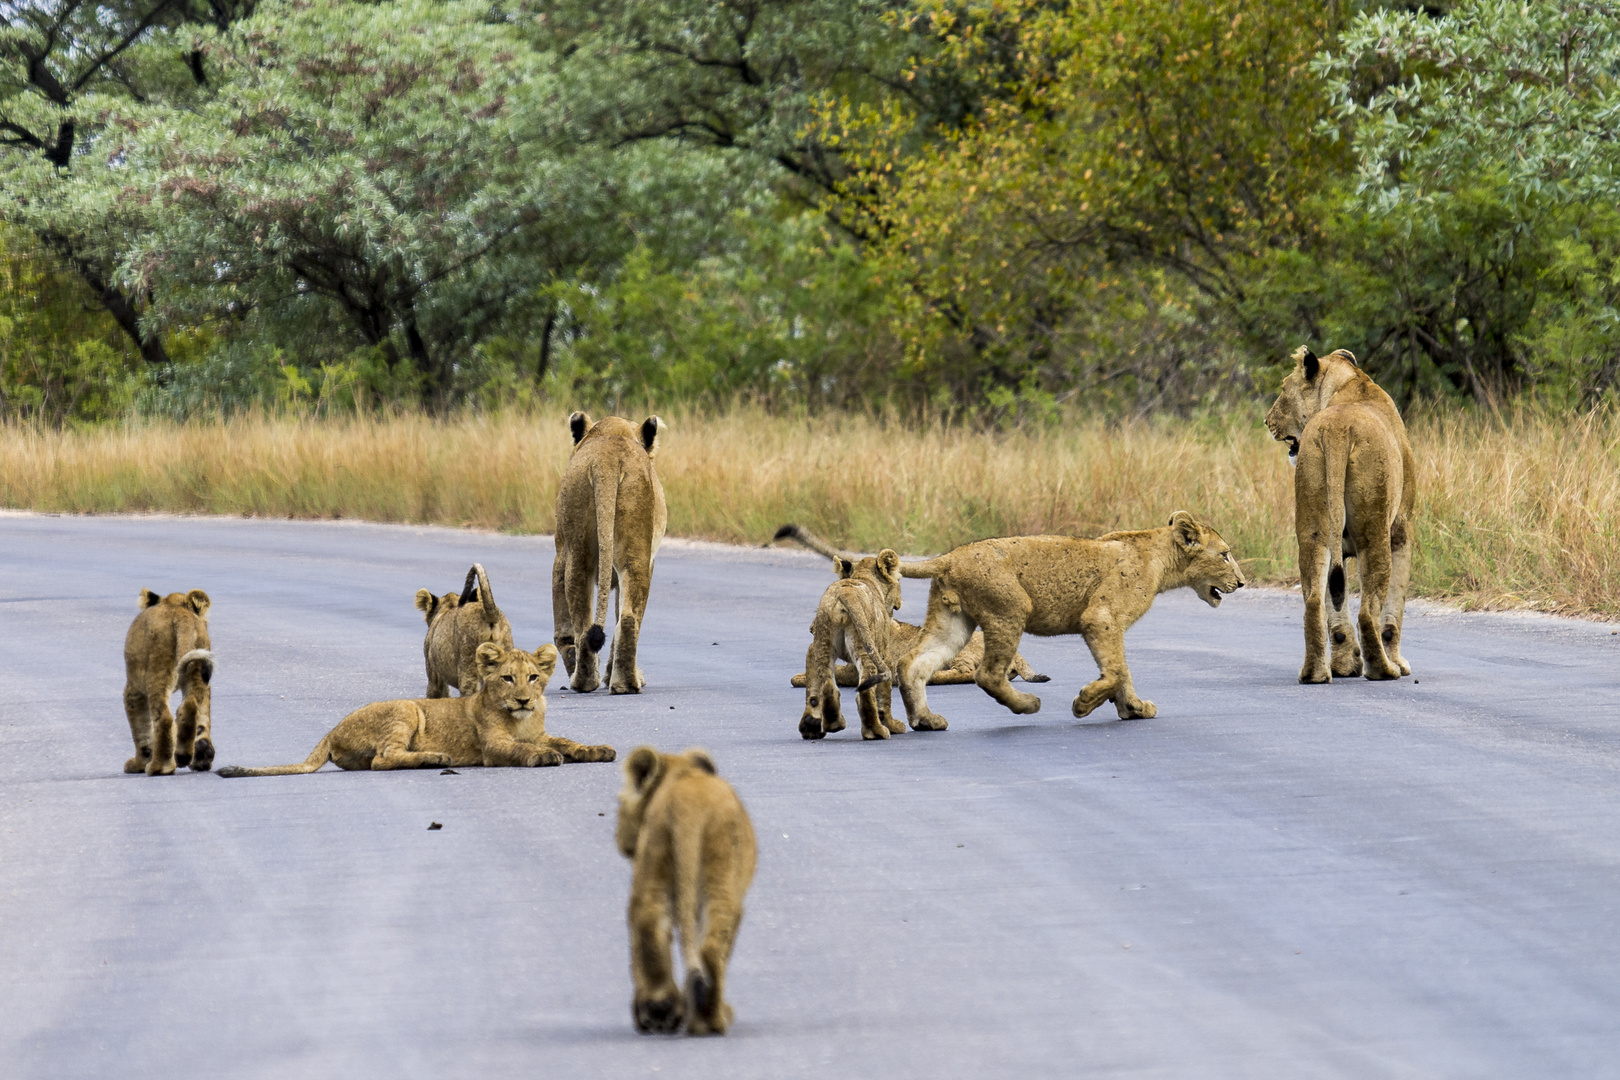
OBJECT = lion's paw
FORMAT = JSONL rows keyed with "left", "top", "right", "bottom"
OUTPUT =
{"left": 861, "top": 722, "right": 891, "bottom": 740}
{"left": 124, "top": 756, "right": 147, "bottom": 774}
{"left": 587, "top": 745, "right": 617, "bottom": 763}
{"left": 1118, "top": 699, "right": 1156, "bottom": 720}
{"left": 909, "top": 710, "right": 949, "bottom": 731}
{"left": 190, "top": 738, "right": 215, "bottom": 771}
{"left": 634, "top": 993, "right": 684, "bottom": 1034}
{"left": 145, "top": 759, "right": 176, "bottom": 777}
{"left": 527, "top": 749, "right": 565, "bottom": 767}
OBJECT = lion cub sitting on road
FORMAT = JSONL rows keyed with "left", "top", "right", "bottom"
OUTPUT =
{"left": 123, "top": 588, "right": 216, "bottom": 775}
{"left": 776, "top": 524, "right": 1049, "bottom": 691}
{"left": 617, "top": 747, "right": 756, "bottom": 1037}
{"left": 896, "top": 512, "right": 1246, "bottom": 730}
{"left": 415, "top": 563, "right": 514, "bottom": 697}
{"left": 218, "top": 644, "right": 614, "bottom": 776}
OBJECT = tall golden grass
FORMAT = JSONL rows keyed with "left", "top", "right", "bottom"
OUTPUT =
{"left": 2, "top": 405, "right": 1616, "bottom": 616}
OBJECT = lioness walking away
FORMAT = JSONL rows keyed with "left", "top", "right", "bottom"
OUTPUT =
{"left": 554, "top": 413, "right": 667, "bottom": 694}
{"left": 617, "top": 747, "right": 756, "bottom": 1036}
{"left": 1265, "top": 346, "right": 1416, "bottom": 683}
{"left": 897, "top": 512, "right": 1245, "bottom": 730}
{"left": 123, "top": 588, "right": 216, "bottom": 775}
{"left": 218, "top": 644, "right": 614, "bottom": 775}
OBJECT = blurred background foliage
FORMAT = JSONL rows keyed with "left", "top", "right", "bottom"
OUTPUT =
{"left": 0, "top": 0, "right": 1616, "bottom": 423}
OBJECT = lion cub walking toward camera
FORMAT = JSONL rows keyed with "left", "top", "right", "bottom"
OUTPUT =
{"left": 218, "top": 644, "right": 614, "bottom": 776}
{"left": 553, "top": 412, "right": 668, "bottom": 695}
{"left": 415, "top": 563, "right": 514, "bottom": 697}
{"left": 123, "top": 588, "right": 216, "bottom": 775}
{"left": 1265, "top": 346, "right": 1416, "bottom": 683}
{"left": 617, "top": 747, "right": 756, "bottom": 1036}
{"left": 896, "top": 512, "right": 1246, "bottom": 730}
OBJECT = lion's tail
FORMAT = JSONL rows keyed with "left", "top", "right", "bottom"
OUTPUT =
{"left": 217, "top": 733, "right": 333, "bottom": 778}
{"left": 770, "top": 523, "right": 851, "bottom": 563}
{"left": 176, "top": 648, "right": 214, "bottom": 688}
{"left": 898, "top": 554, "right": 949, "bottom": 579}
{"left": 459, "top": 563, "right": 498, "bottom": 625}
{"left": 585, "top": 462, "right": 618, "bottom": 659}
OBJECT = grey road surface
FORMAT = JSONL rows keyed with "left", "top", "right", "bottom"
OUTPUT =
{"left": 1, "top": 512, "right": 1617, "bottom": 1080}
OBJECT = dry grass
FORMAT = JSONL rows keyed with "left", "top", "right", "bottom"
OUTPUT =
{"left": 2, "top": 404, "right": 1617, "bottom": 617}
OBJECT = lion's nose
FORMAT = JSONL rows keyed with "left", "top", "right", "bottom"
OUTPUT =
{"left": 515, "top": 697, "right": 532, "bottom": 708}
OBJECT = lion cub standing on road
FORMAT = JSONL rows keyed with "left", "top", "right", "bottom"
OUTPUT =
{"left": 123, "top": 588, "right": 216, "bottom": 775}
{"left": 896, "top": 512, "right": 1246, "bottom": 730}
{"left": 217, "top": 644, "right": 614, "bottom": 776}
{"left": 553, "top": 413, "right": 667, "bottom": 695}
{"left": 415, "top": 563, "right": 514, "bottom": 697}
{"left": 617, "top": 747, "right": 756, "bottom": 1036}
{"left": 1265, "top": 346, "right": 1416, "bottom": 683}
{"left": 798, "top": 547, "right": 909, "bottom": 740}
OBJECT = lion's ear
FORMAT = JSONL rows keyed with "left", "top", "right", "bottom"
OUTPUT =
{"left": 1333, "top": 348, "right": 1358, "bottom": 367}
{"left": 568, "top": 411, "right": 590, "bottom": 445}
{"left": 476, "top": 642, "right": 505, "bottom": 675}
{"left": 139, "top": 588, "right": 160, "bottom": 610}
{"left": 625, "top": 746, "right": 663, "bottom": 794}
{"left": 415, "top": 588, "right": 436, "bottom": 621}
{"left": 186, "top": 589, "right": 211, "bottom": 617}
{"left": 1169, "top": 510, "right": 1201, "bottom": 549}
{"left": 835, "top": 557, "right": 855, "bottom": 579}
{"left": 1301, "top": 347, "right": 1320, "bottom": 382}
{"left": 532, "top": 643, "right": 559, "bottom": 682}
{"left": 877, "top": 549, "right": 900, "bottom": 581}
{"left": 683, "top": 748, "right": 716, "bottom": 775}
{"left": 641, "top": 415, "right": 665, "bottom": 456}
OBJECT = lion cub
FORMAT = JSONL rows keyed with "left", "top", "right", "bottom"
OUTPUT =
{"left": 797, "top": 548, "right": 910, "bottom": 740}
{"left": 218, "top": 644, "right": 614, "bottom": 776}
{"left": 123, "top": 588, "right": 216, "bottom": 776}
{"left": 415, "top": 563, "right": 514, "bottom": 697}
{"left": 617, "top": 747, "right": 757, "bottom": 1036}
{"left": 896, "top": 512, "right": 1246, "bottom": 730}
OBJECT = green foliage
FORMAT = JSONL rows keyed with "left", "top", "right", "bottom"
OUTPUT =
{"left": 0, "top": 227, "right": 139, "bottom": 424}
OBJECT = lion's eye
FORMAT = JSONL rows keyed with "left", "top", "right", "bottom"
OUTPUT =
{"left": 501, "top": 675, "right": 514, "bottom": 684}
{"left": 528, "top": 674, "right": 538, "bottom": 683}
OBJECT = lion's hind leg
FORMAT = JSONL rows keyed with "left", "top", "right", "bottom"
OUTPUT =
{"left": 144, "top": 677, "right": 178, "bottom": 776}
{"left": 973, "top": 614, "right": 1041, "bottom": 716}
{"left": 686, "top": 861, "right": 748, "bottom": 1036}
{"left": 855, "top": 683, "right": 893, "bottom": 739}
{"left": 1327, "top": 550, "right": 1363, "bottom": 678}
{"left": 897, "top": 587, "right": 973, "bottom": 732}
{"left": 1355, "top": 535, "right": 1403, "bottom": 681}
{"left": 369, "top": 705, "right": 451, "bottom": 770}
{"left": 630, "top": 848, "right": 683, "bottom": 1034}
{"left": 122, "top": 685, "right": 152, "bottom": 774}
{"left": 799, "top": 617, "right": 842, "bottom": 739}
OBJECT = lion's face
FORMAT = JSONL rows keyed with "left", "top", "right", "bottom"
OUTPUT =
{"left": 1264, "top": 347, "right": 1321, "bottom": 466}
{"left": 1170, "top": 511, "right": 1246, "bottom": 608}
{"left": 475, "top": 643, "right": 559, "bottom": 721}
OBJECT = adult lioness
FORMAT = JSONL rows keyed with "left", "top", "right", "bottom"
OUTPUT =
{"left": 554, "top": 413, "right": 667, "bottom": 695}
{"left": 123, "top": 588, "right": 216, "bottom": 775}
{"left": 1265, "top": 347, "right": 1416, "bottom": 683}
{"left": 617, "top": 746, "right": 756, "bottom": 1036}
{"left": 415, "top": 563, "right": 514, "bottom": 697}
{"left": 774, "top": 524, "right": 1049, "bottom": 690}
{"left": 217, "top": 644, "right": 614, "bottom": 775}
{"left": 896, "top": 512, "right": 1245, "bottom": 730}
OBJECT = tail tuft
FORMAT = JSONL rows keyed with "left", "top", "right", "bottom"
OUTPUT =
{"left": 772, "top": 523, "right": 798, "bottom": 542}
{"left": 585, "top": 624, "right": 606, "bottom": 653}
{"left": 217, "top": 765, "right": 248, "bottom": 778}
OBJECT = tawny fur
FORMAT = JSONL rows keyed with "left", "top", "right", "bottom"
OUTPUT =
{"left": 123, "top": 588, "right": 216, "bottom": 775}
{"left": 773, "top": 525, "right": 1048, "bottom": 704}
{"left": 617, "top": 747, "right": 756, "bottom": 1037}
{"left": 798, "top": 549, "right": 908, "bottom": 741}
{"left": 217, "top": 644, "right": 614, "bottom": 776}
{"left": 895, "top": 512, "right": 1246, "bottom": 730}
{"left": 554, "top": 413, "right": 668, "bottom": 694}
{"left": 415, "top": 563, "right": 514, "bottom": 697}
{"left": 1265, "top": 347, "right": 1417, "bottom": 683}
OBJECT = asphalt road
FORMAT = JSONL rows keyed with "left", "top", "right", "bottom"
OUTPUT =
{"left": 1, "top": 512, "right": 1618, "bottom": 1080}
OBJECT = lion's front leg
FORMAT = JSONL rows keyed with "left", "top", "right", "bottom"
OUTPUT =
{"left": 480, "top": 736, "right": 563, "bottom": 767}
{"left": 542, "top": 735, "right": 617, "bottom": 763}
{"left": 552, "top": 547, "right": 577, "bottom": 677}
{"left": 1383, "top": 518, "right": 1414, "bottom": 676}
{"left": 1329, "top": 551, "right": 1363, "bottom": 678}
{"left": 897, "top": 588, "right": 972, "bottom": 732}
{"left": 1073, "top": 613, "right": 1155, "bottom": 720}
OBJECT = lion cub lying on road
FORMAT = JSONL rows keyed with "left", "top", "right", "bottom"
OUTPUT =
{"left": 897, "top": 512, "right": 1245, "bottom": 730}
{"left": 123, "top": 588, "right": 216, "bottom": 775}
{"left": 617, "top": 747, "right": 756, "bottom": 1036}
{"left": 218, "top": 644, "right": 614, "bottom": 776}
{"left": 415, "top": 563, "right": 514, "bottom": 697}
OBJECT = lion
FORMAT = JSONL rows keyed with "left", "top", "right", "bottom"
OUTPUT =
{"left": 617, "top": 746, "right": 756, "bottom": 1036}
{"left": 123, "top": 588, "right": 216, "bottom": 775}
{"left": 1265, "top": 346, "right": 1416, "bottom": 683}
{"left": 415, "top": 563, "right": 514, "bottom": 697}
{"left": 773, "top": 524, "right": 1049, "bottom": 691}
{"left": 798, "top": 548, "right": 909, "bottom": 741}
{"left": 895, "top": 512, "right": 1246, "bottom": 730}
{"left": 553, "top": 412, "right": 668, "bottom": 695}
{"left": 217, "top": 643, "right": 615, "bottom": 776}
